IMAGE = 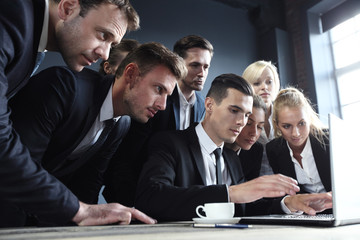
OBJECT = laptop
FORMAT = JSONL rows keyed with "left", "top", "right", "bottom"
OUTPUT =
{"left": 239, "top": 113, "right": 360, "bottom": 227}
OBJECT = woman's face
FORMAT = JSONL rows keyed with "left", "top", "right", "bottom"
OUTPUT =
{"left": 234, "top": 107, "right": 265, "bottom": 150}
{"left": 277, "top": 106, "right": 311, "bottom": 151}
{"left": 251, "top": 67, "right": 277, "bottom": 108}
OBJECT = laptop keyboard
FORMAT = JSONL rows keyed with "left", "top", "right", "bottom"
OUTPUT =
{"left": 282, "top": 214, "right": 334, "bottom": 220}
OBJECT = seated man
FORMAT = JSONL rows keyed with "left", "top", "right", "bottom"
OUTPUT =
{"left": 226, "top": 95, "right": 266, "bottom": 181}
{"left": 135, "top": 74, "right": 332, "bottom": 221}
{"left": 9, "top": 42, "right": 187, "bottom": 225}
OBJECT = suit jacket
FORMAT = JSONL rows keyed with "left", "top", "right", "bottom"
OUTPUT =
{"left": 103, "top": 87, "right": 205, "bottom": 206}
{"left": 239, "top": 142, "right": 263, "bottom": 181}
{"left": 266, "top": 133, "right": 331, "bottom": 193}
{"left": 135, "top": 124, "right": 284, "bottom": 221}
{"left": 10, "top": 67, "right": 130, "bottom": 205}
{"left": 0, "top": 0, "right": 78, "bottom": 227}
{"left": 150, "top": 86, "right": 205, "bottom": 131}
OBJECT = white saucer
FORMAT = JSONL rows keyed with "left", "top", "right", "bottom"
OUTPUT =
{"left": 192, "top": 217, "right": 241, "bottom": 224}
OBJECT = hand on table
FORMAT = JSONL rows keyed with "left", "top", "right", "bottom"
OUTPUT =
{"left": 72, "top": 201, "right": 157, "bottom": 226}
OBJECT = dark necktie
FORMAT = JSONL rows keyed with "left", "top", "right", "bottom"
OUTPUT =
{"left": 54, "top": 119, "right": 117, "bottom": 177}
{"left": 213, "top": 148, "right": 222, "bottom": 185}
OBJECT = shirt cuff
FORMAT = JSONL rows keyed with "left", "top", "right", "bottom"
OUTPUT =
{"left": 281, "top": 196, "right": 304, "bottom": 215}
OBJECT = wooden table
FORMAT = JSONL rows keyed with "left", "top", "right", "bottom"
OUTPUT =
{"left": 2, "top": 222, "right": 360, "bottom": 240}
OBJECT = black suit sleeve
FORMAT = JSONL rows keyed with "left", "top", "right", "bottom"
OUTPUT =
{"left": 135, "top": 132, "right": 229, "bottom": 221}
{"left": 239, "top": 142, "right": 263, "bottom": 180}
{"left": 4, "top": 67, "right": 79, "bottom": 225}
{"left": 266, "top": 138, "right": 282, "bottom": 174}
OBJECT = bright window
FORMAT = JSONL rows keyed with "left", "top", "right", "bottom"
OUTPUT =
{"left": 330, "top": 15, "right": 360, "bottom": 121}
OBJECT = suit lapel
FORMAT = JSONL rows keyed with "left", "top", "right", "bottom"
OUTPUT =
{"left": 171, "top": 87, "right": 181, "bottom": 130}
{"left": 310, "top": 135, "right": 332, "bottom": 191}
{"left": 192, "top": 92, "right": 205, "bottom": 122}
{"left": 186, "top": 126, "right": 207, "bottom": 185}
{"left": 223, "top": 149, "right": 244, "bottom": 184}
{"left": 278, "top": 139, "right": 297, "bottom": 179}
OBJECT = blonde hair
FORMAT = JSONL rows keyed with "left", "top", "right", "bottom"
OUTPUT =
{"left": 272, "top": 87, "right": 327, "bottom": 146}
{"left": 242, "top": 60, "right": 280, "bottom": 100}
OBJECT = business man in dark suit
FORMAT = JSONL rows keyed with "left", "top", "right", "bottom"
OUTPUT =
{"left": 267, "top": 134, "right": 331, "bottom": 193}
{"left": 135, "top": 74, "right": 306, "bottom": 221}
{"left": 9, "top": 42, "right": 186, "bottom": 226}
{"left": 103, "top": 35, "right": 212, "bottom": 206}
{"left": 0, "top": 0, "right": 142, "bottom": 227}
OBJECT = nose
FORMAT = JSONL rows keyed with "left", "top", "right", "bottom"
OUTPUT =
{"left": 248, "top": 124, "right": 257, "bottom": 136}
{"left": 155, "top": 95, "right": 167, "bottom": 111}
{"left": 197, "top": 66, "right": 206, "bottom": 77}
{"left": 292, "top": 127, "right": 300, "bottom": 137}
{"left": 261, "top": 81, "right": 267, "bottom": 90}
{"left": 236, "top": 114, "right": 247, "bottom": 127}
{"left": 94, "top": 43, "right": 111, "bottom": 61}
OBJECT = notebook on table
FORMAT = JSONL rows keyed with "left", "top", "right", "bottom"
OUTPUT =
{"left": 239, "top": 113, "right": 360, "bottom": 227}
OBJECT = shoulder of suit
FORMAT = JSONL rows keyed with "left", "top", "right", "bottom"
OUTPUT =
{"left": 266, "top": 137, "right": 285, "bottom": 150}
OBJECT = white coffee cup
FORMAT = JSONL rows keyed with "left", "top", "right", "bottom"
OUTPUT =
{"left": 195, "top": 202, "right": 234, "bottom": 219}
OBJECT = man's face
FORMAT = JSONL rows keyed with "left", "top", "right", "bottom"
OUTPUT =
{"left": 56, "top": 2, "right": 127, "bottom": 72}
{"left": 204, "top": 89, "right": 253, "bottom": 146}
{"left": 181, "top": 48, "right": 211, "bottom": 91}
{"left": 123, "top": 65, "right": 177, "bottom": 123}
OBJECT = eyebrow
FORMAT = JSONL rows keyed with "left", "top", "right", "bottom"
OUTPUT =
{"left": 230, "top": 105, "right": 252, "bottom": 115}
{"left": 281, "top": 119, "right": 305, "bottom": 125}
{"left": 97, "top": 26, "right": 120, "bottom": 45}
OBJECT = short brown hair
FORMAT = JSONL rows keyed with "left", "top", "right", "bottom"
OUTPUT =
{"left": 173, "top": 35, "right": 214, "bottom": 59}
{"left": 116, "top": 42, "right": 187, "bottom": 81}
{"left": 51, "top": 0, "right": 140, "bottom": 31}
{"left": 206, "top": 74, "right": 254, "bottom": 105}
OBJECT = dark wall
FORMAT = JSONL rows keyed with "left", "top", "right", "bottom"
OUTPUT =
{"left": 37, "top": 0, "right": 259, "bottom": 97}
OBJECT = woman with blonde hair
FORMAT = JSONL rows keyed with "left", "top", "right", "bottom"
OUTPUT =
{"left": 242, "top": 60, "right": 280, "bottom": 176}
{"left": 266, "top": 87, "right": 331, "bottom": 196}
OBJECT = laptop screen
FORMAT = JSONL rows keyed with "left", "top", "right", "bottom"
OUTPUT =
{"left": 329, "top": 113, "right": 360, "bottom": 226}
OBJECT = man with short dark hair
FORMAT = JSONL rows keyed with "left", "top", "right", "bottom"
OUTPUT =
{"left": 0, "top": 0, "right": 140, "bottom": 227}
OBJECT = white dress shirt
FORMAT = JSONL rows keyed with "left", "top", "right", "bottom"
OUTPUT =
{"left": 281, "top": 137, "right": 326, "bottom": 214}
{"left": 287, "top": 138, "right": 326, "bottom": 193}
{"left": 38, "top": 0, "right": 49, "bottom": 52}
{"left": 70, "top": 85, "right": 120, "bottom": 158}
{"left": 178, "top": 84, "right": 196, "bottom": 130}
{"left": 195, "top": 123, "right": 232, "bottom": 186}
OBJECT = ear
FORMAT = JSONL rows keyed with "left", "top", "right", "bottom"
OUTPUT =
{"left": 205, "top": 97, "right": 214, "bottom": 114}
{"left": 57, "top": 0, "right": 80, "bottom": 20}
{"left": 103, "top": 62, "right": 112, "bottom": 75}
{"left": 123, "top": 63, "right": 140, "bottom": 88}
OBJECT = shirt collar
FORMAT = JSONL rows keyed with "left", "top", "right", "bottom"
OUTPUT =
{"left": 100, "top": 84, "right": 120, "bottom": 122}
{"left": 38, "top": 0, "right": 49, "bottom": 52}
{"left": 177, "top": 83, "right": 196, "bottom": 107}
{"left": 195, "top": 122, "right": 224, "bottom": 156}
{"left": 287, "top": 137, "right": 311, "bottom": 161}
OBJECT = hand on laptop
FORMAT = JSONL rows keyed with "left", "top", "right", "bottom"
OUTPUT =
{"left": 284, "top": 192, "right": 333, "bottom": 215}
{"left": 228, "top": 174, "right": 300, "bottom": 203}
